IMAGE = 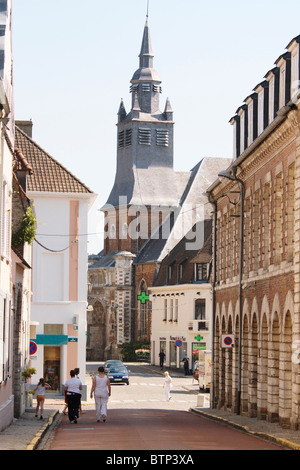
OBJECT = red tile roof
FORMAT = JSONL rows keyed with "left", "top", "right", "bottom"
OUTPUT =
{"left": 15, "top": 125, "right": 93, "bottom": 194}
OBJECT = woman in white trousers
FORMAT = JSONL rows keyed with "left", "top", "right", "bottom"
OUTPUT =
{"left": 90, "top": 366, "right": 111, "bottom": 422}
{"left": 163, "top": 371, "right": 172, "bottom": 401}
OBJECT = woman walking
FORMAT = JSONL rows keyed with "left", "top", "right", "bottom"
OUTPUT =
{"left": 64, "top": 369, "right": 82, "bottom": 423}
{"left": 90, "top": 366, "right": 111, "bottom": 422}
{"left": 34, "top": 378, "right": 51, "bottom": 420}
{"left": 163, "top": 371, "right": 172, "bottom": 401}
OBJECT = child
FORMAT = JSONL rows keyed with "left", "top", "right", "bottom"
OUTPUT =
{"left": 34, "top": 378, "right": 51, "bottom": 419}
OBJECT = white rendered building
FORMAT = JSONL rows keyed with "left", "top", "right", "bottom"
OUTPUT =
{"left": 15, "top": 122, "right": 96, "bottom": 398}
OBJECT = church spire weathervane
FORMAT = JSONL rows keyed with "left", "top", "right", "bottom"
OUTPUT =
{"left": 146, "top": 0, "right": 150, "bottom": 20}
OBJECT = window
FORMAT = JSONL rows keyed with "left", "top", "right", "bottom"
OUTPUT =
{"left": 119, "top": 129, "right": 132, "bottom": 148}
{"left": 138, "top": 128, "right": 151, "bottom": 145}
{"left": 195, "top": 263, "right": 208, "bottom": 281}
{"left": 174, "top": 299, "right": 178, "bottom": 322}
{"left": 44, "top": 325, "right": 63, "bottom": 335}
{"left": 118, "top": 130, "right": 125, "bottom": 148}
{"left": 195, "top": 299, "right": 205, "bottom": 320}
{"left": 163, "top": 299, "right": 167, "bottom": 321}
{"left": 169, "top": 299, "right": 173, "bottom": 322}
{"left": 130, "top": 84, "right": 139, "bottom": 93}
{"left": 156, "top": 129, "right": 169, "bottom": 147}
{"left": 142, "top": 83, "right": 151, "bottom": 92}
{"left": 167, "top": 262, "right": 175, "bottom": 282}
{"left": 125, "top": 129, "right": 132, "bottom": 146}
{"left": 153, "top": 85, "right": 162, "bottom": 93}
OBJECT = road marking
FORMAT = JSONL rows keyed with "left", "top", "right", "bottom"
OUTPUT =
{"left": 63, "top": 428, "right": 95, "bottom": 431}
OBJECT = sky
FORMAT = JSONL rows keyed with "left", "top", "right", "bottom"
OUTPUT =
{"left": 12, "top": 0, "right": 300, "bottom": 255}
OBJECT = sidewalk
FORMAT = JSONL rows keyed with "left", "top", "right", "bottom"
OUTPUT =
{"left": 1, "top": 365, "right": 300, "bottom": 450}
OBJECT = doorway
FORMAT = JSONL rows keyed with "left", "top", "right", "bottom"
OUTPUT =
{"left": 44, "top": 346, "right": 60, "bottom": 393}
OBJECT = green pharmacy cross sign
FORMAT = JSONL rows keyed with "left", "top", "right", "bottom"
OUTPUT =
{"left": 137, "top": 292, "right": 150, "bottom": 304}
{"left": 194, "top": 335, "right": 203, "bottom": 341}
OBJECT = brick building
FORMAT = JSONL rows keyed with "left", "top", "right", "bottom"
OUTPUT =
{"left": 207, "top": 35, "right": 300, "bottom": 430}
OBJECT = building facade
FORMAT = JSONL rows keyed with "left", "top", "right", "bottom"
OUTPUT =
{"left": 0, "top": 0, "right": 15, "bottom": 431}
{"left": 11, "top": 148, "right": 34, "bottom": 419}
{"left": 207, "top": 35, "right": 300, "bottom": 430}
{"left": 15, "top": 122, "right": 96, "bottom": 399}
{"left": 150, "top": 221, "right": 213, "bottom": 371}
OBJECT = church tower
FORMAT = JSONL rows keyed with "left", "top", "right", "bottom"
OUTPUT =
{"left": 103, "top": 19, "right": 179, "bottom": 255}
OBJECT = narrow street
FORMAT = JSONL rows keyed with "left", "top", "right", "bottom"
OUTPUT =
{"left": 40, "top": 363, "right": 284, "bottom": 451}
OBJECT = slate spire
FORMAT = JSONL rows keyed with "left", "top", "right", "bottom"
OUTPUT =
{"left": 139, "top": 19, "right": 154, "bottom": 69}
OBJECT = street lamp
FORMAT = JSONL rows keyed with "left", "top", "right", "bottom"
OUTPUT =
{"left": 218, "top": 168, "right": 245, "bottom": 416}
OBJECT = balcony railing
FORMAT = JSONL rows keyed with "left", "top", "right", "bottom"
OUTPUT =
{"left": 188, "top": 320, "right": 209, "bottom": 332}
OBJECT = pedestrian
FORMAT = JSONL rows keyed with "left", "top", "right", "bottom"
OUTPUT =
{"left": 74, "top": 367, "right": 84, "bottom": 414}
{"left": 163, "top": 371, "right": 172, "bottom": 401}
{"left": 34, "top": 378, "right": 51, "bottom": 420}
{"left": 64, "top": 369, "right": 82, "bottom": 423}
{"left": 182, "top": 354, "right": 190, "bottom": 375}
{"left": 90, "top": 366, "right": 111, "bottom": 422}
{"left": 159, "top": 350, "right": 165, "bottom": 370}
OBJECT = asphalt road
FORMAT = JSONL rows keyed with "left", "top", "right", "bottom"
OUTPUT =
{"left": 43, "top": 363, "right": 284, "bottom": 451}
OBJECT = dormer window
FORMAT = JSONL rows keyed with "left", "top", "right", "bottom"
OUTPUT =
{"left": 277, "top": 53, "right": 291, "bottom": 109}
{"left": 138, "top": 128, "right": 151, "bottom": 145}
{"left": 195, "top": 263, "right": 209, "bottom": 282}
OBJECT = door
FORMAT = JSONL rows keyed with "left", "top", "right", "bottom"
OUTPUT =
{"left": 44, "top": 346, "right": 60, "bottom": 393}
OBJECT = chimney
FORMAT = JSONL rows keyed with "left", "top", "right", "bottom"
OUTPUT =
{"left": 15, "top": 120, "right": 33, "bottom": 138}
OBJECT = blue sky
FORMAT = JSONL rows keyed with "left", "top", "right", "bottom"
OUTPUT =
{"left": 12, "top": 0, "right": 300, "bottom": 254}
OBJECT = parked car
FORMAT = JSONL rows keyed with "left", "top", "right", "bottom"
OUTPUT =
{"left": 107, "top": 366, "right": 129, "bottom": 385}
{"left": 104, "top": 360, "right": 124, "bottom": 372}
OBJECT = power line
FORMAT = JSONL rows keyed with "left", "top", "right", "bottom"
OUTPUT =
{"left": 34, "top": 237, "right": 78, "bottom": 253}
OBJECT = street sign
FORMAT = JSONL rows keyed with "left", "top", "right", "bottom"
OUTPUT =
{"left": 137, "top": 291, "right": 150, "bottom": 304}
{"left": 175, "top": 339, "right": 183, "bottom": 347}
{"left": 68, "top": 337, "right": 78, "bottom": 343}
{"left": 221, "top": 334, "right": 235, "bottom": 348}
{"left": 29, "top": 341, "right": 37, "bottom": 355}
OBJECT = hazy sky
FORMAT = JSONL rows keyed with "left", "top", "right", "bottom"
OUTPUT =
{"left": 12, "top": 0, "right": 300, "bottom": 254}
